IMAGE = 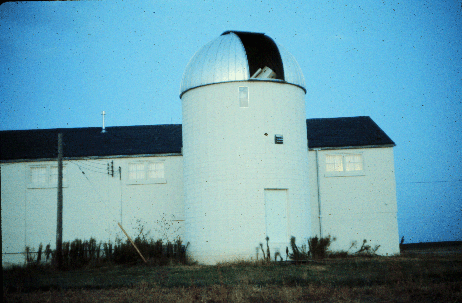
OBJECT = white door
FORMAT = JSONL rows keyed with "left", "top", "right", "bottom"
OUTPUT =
{"left": 264, "top": 189, "right": 288, "bottom": 244}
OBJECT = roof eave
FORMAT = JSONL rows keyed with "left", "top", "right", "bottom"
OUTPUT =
{"left": 309, "top": 144, "right": 396, "bottom": 151}
{"left": 0, "top": 152, "right": 183, "bottom": 164}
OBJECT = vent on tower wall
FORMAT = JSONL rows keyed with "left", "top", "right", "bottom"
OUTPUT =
{"left": 275, "top": 134, "right": 283, "bottom": 144}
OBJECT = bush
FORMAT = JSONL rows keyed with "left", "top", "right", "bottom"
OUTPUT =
{"left": 109, "top": 235, "right": 188, "bottom": 266}
{"left": 289, "top": 236, "right": 309, "bottom": 262}
{"left": 289, "top": 236, "right": 333, "bottom": 261}
{"left": 32, "top": 234, "right": 188, "bottom": 270}
{"left": 354, "top": 239, "right": 380, "bottom": 256}
{"left": 308, "top": 236, "right": 332, "bottom": 259}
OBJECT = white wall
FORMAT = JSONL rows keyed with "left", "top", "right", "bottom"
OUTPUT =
{"left": 182, "top": 81, "right": 311, "bottom": 264}
{"left": 1, "top": 155, "right": 184, "bottom": 267}
{"left": 2, "top": 133, "right": 400, "bottom": 266}
{"left": 309, "top": 147, "right": 400, "bottom": 255}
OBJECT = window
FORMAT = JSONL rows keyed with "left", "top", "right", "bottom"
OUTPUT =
{"left": 29, "top": 165, "right": 66, "bottom": 188}
{"left": 128, "top": 161, "right": 166, "bottom": 184}
{"left": 326, "top": 155, "right": 343, "bottom": 172}
{"left": 129, "top": 163, "right": 146, "bottom": 180}
{"left": 50, "top": 166, "right": 61, "bottom": 184}
{"left": 345, "top": 154, "right": 363, "bottom": 171}
{"left": 148, "top": 162, "right": 164, "bottom": 179}
{"left": 31, "top": 166, "right": 47, "bottom": 185}
{"left": 325, "top": 153, "right": 364, "bottom": 176}
{"left": 239, "top": 86, "right": 248, "bottom": 108}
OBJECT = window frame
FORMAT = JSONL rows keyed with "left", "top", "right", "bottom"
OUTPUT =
{"left": 127, "top": 160, "right": 166, "bottom": 185}
{"left": 324, "top": 152, "right": 365, "bottom": 177}
{"left": 28, "top": 164, "right": 67, "bottom": 189}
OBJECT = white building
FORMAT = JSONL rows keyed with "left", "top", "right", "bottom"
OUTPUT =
{"left": 307, "top": 117, "right": 399, "bottom": 256}
{"left": 1, "top": 31, "right": 399, "bottom": 266}
{"left": 181, "top": 31, "right": 311, "bottom": 264}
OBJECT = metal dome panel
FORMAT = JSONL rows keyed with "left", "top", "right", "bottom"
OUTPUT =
{"left": 180, "top": 31, "right": 306, "bottom": 96}
{"left": 180, "top": 33, "right": 249, "bottom": 96}
{"left": 277, "top": 43, "right": 306, "bottom": 90}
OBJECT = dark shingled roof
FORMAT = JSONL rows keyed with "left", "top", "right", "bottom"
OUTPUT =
{"left": 1, "top": 125, "right": 183, "bottom": 161}
{"left": 1, "top": 117, "right": 394, "bottom": 161}
{"left": 307, "top": 116, "right": 395, "bottom": 149}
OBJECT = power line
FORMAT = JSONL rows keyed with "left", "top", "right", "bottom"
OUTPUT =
{"left": 67, "top": 159, "right": 107, "bottom": 169}
{"left": 75, "top": 162, "right": 107, "bottom": 173}
{"left": 70, "top": 162, "right": 118, "bottom": 220}
{"left": 74, "top": 162, "right": 107, "bottom": 171}
{"left": 398, "top": 179, "right": 462, "bottom": 184}
{"left": 69, "top": 162, "right": 108, "bottom": 175}
{"left": 73, "top": 159, "right": 108, "bottom": 167}
{"left": 72, "top": 162, "right": 93, "bottom": 182}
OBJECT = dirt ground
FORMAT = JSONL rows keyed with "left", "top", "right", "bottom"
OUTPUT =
{"left": 4, "top": 242, "right": 461, "bottom": 302}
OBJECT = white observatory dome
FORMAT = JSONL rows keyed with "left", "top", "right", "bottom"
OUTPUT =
{"left": 180, "top": 31, "right": 306, "bottom": 97}
{"left": 181, "top": 31, "right": 310, "bottom": 264}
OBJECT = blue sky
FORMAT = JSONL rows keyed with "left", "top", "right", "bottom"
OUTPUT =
{"left": 1, "top": 0, "right": 461, "bottom": 243}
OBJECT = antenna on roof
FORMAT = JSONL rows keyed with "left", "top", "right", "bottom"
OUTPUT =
{"left": 101, "top": 111, "right": 106, "bottom": 133}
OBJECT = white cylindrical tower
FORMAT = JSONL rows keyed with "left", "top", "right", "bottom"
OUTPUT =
{"left": 180, "top": 31, "right": 310, "bottom": 264}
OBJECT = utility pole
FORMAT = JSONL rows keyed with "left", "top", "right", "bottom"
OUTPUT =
{"left": 56, "top": 133, "right": 63, "bottom": 269}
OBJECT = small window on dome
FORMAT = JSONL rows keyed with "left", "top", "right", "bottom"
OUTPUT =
{"left": 239, "top": 86, "right": 248, "bottom": 108}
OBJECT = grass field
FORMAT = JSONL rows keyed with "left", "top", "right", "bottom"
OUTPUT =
{"left": 3, "top": 243, "right": 462, "bottom": 302}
